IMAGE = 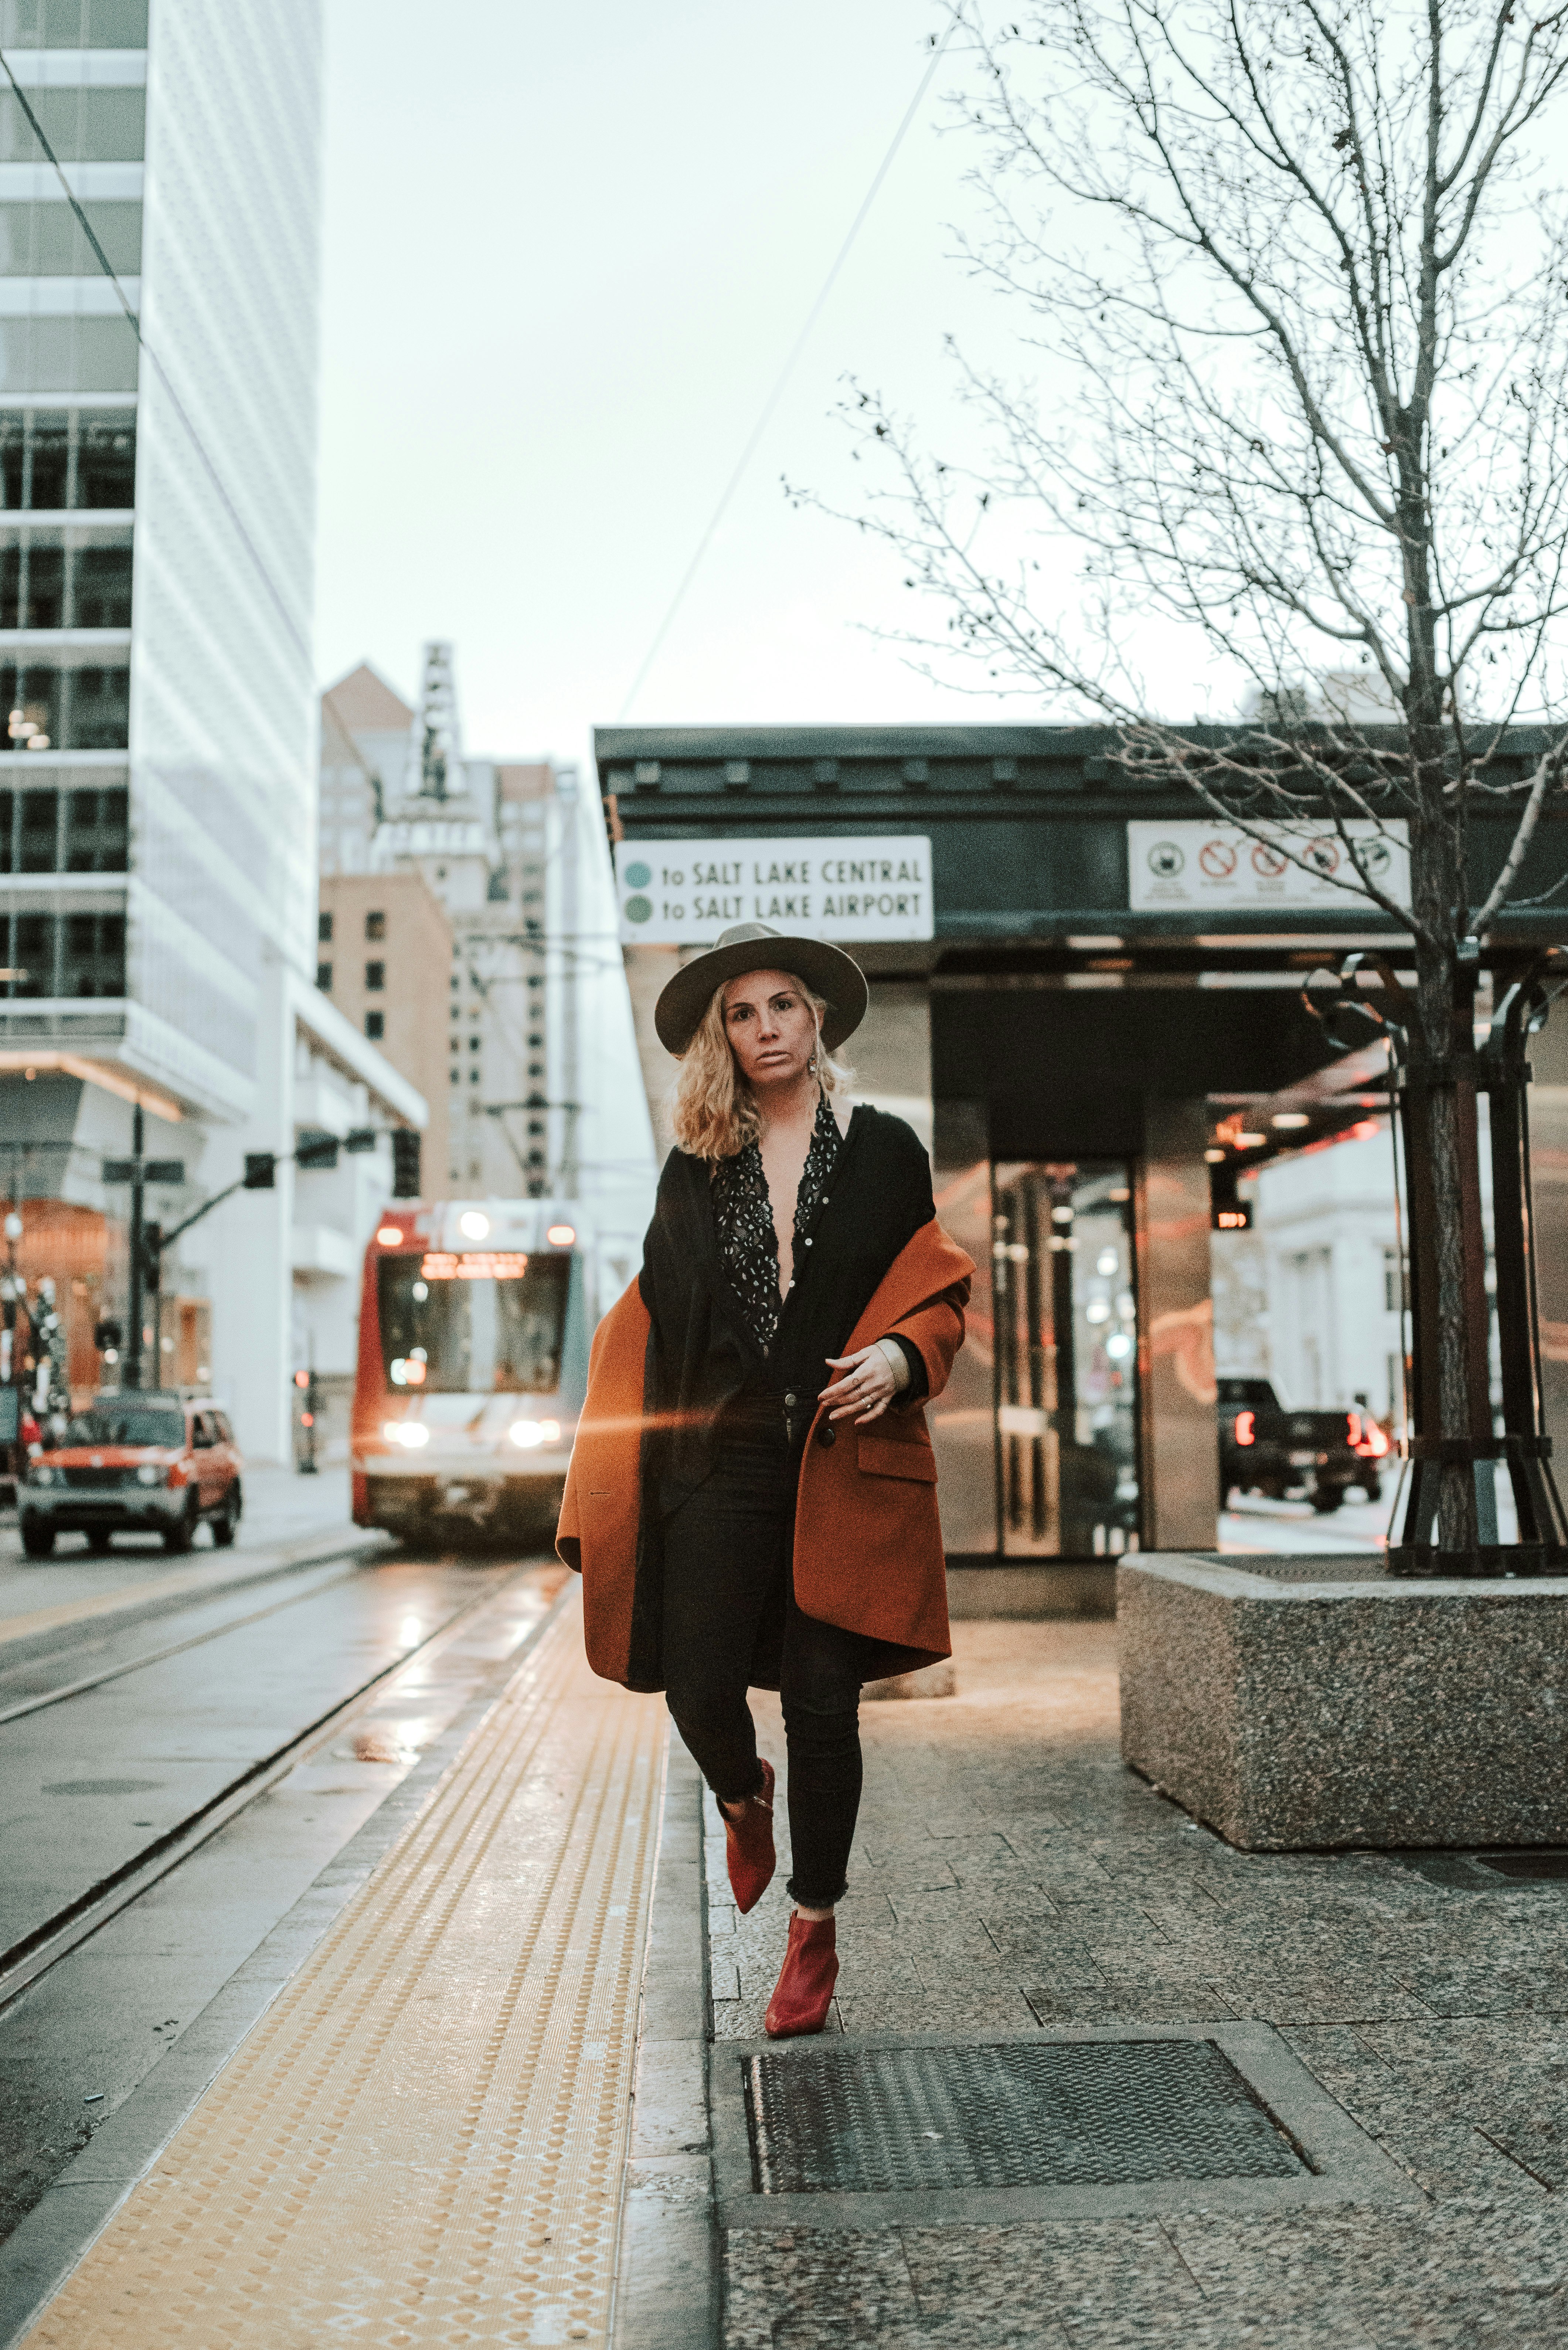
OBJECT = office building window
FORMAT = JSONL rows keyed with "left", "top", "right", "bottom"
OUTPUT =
{"left": 450, "top": 1068, "right": 459, "bottom": 1084}
{"left": 468, "top": 1035, "right": 479, "bottom": 1051}
{"left": 318, "top": 910, "right": 333, "bottom": 943}
{"left": 1, "top": 904, "right": 124, "bottom": 997}
{"left": 365, "top": 1010, "right": 384, "bottom": 1041}
{"left": 0, "top": 781, "right": 126, "bottom": 872}
{"left": 0, "top": 411, "right": 136, "bottom": 510}
{"left": 0, "top": 2, "right": 150, "bottom": 42}
{"left": 61, "top": 907, "right": 122, "bottom": 995}
{"left": 364, "top": 960, "right": 384, "bottom": 991}
{"left": 0, "top": 662, "right": 129, "bottom": 749}
{"left": 317, "top": 961, "right": 331, "bottom": 991}
{"left": 0, "top": 318, "right": 136, "bottom": 395}
{"left": 0, "top": 86, "right": 146, "bottom": 163}
{"left": 365, "top": 909, "right": 385, "bottom": 941}
{"left": 469, "top": 1068, "right": 479, "bottom": 1083}
{"left": 0, "top": 539, "right": 133, "bottom": 628}
{"left": 0, "top": 198, "right": 142, "bottom": 276}
{"left": 64, "top": 785, "right": 126, "bottom": 870}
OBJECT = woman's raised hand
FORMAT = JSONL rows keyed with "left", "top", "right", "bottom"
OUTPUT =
{"left": 820, "top": 1344, "right": 897, "bottom": 1424}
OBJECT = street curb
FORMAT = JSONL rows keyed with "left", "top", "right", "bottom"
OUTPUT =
{"left": 0, "top": 1572, "right": 573, "bottom": 2350}
{"left": 0, "top": 1525, "right": 394, "bottom": 1668}
{"left": 613, "top": 1738, "right": 720, "bottom": 2350}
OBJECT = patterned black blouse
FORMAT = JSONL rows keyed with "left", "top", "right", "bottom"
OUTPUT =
{"left": 711, "top": 1093, "right": 843, "bottom": 1351}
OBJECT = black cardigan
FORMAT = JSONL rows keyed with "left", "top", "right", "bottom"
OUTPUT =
{"left": 637, "top": 1105, "right": 936, "bottom": 1523}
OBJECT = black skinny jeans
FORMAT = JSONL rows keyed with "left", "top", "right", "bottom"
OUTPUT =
{"left": 662, "top": 1418, "right": 864, "bottom": 1907}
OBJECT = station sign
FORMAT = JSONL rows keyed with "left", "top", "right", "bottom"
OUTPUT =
{"left": 1127, "top": 819, "right": 1411, "bottom": 912}
{"left": 614, "top": 835, "right": 934, "bottom": 944}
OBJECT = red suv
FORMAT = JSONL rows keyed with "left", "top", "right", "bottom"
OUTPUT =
{"left": 19, "top": 1394, "right": 243, "bottom": 1558}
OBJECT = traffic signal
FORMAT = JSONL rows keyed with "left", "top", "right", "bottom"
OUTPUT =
{"left": 296, "top": 1131, "right": 340, "bottom": 1171}
{"left": 391, "top": 1129, "right": 421, "bottom": 1198}
{"left": 142, "top": 1222, "right": 163, "bottom": 1292}
{"left": 93, "top": 1316, "right": 122, "bottom": 1352}
{"left": 294, "top": 1366, "right": 320, "bottom": 1473}
{"left": 344, "top": 1127, "right": 377, "bottom": 1154}
{"left": 244, "top": 1154, "right": 277, "bottom": 1189}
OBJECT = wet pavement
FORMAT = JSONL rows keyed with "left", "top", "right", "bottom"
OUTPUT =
{"left": 0, "top": 1545, "right": 564, "bottom": 2254}
{"left": 711, "top": 1619, "right": 1568, "bottom": 2348}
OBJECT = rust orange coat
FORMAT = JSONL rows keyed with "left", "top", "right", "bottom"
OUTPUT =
{"left": 557, "top": 1216, "right": 973, "bottom": 1689}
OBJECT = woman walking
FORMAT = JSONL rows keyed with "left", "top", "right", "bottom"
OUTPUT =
{"left": 558, "top": 922, "right": 972, "bottom": 2036}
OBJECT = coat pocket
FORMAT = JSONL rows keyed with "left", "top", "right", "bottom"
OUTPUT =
{"left": 857, "top": 1433, "right": 938, "bottom": 1483}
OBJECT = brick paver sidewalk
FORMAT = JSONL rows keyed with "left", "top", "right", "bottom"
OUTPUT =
{"left": 707, "top": 1620, "right": 1568, "bottom": 2347}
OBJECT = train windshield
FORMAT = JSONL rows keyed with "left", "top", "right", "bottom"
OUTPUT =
{"left": 378, "top": 1253, "right": 571, "bottom": 1395}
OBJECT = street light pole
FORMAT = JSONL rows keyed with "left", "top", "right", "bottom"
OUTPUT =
{"left": 125, "top": 1101, "right": 144, "bottom": 1392}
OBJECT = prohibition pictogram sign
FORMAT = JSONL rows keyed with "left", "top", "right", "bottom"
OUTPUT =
{"left": 1198, "top": 838, "right": 1238, "bottom": 879}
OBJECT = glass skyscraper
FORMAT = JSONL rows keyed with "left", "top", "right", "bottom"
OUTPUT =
{"left": 0, "top": 3, "right": 420, "bottom": 1454}
{"left": 1, "top": 0, "right": 319, "bottom": 1105}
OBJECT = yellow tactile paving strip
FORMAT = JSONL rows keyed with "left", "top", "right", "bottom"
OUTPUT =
{"left": 22, "top": 1587, "right": 667, "bottom": 2349}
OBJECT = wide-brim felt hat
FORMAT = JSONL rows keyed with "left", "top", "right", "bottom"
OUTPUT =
{"left": 654, "top": 923, "right": 869, "bottom": 1056}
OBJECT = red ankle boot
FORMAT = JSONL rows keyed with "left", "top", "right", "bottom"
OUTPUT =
{"left": 764, "top": 1909, "right": 838, "bottom": 2038}
{"left": 723, "top": 1758, "right": 776, "bottom": 1914}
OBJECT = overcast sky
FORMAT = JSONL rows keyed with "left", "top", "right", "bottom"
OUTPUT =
{"left": 314, "top": 0, "right": 1050, "bottom": 774}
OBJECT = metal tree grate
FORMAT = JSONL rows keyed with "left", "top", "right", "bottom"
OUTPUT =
{"left": 745, "top": 2038, "right": 1307, "bottom": 2196}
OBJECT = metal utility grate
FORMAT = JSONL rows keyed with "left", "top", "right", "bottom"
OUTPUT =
{"left": 745, "top": 2037, "right": 1307, "bottom": 2196}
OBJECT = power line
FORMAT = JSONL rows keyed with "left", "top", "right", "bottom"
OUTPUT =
{"left": 616, "top": 22, "right": 956, "bottom": 721}
{"left": 0, "top": 51, "right": 311, "bottom": 664}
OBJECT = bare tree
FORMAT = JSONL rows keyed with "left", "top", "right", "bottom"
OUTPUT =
{"left": 814, "top": 0, "right": 1568, "bottom": 1552}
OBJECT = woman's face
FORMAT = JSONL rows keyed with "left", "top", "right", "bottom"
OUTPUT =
{"left": 721, "top": 968, "right": 817, "bottom": 1090}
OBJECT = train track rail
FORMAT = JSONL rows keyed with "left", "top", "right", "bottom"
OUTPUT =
{"left": 0, "top": 1561, "right": 366, "bottom": 1729}
{"left": 0, "top": 1564, "right": 537, "bottom": 2017}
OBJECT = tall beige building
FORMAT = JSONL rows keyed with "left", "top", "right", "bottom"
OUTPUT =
{"left": 318, "top": 648, "right": 601, "bottom": 1208}
{"left": 316, "top": 870, "right": 451, "bottom": 1182}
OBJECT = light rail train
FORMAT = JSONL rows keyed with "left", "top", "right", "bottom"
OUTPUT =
{"left": 351, "top": 1198, "right": 595, "bottom": 1542}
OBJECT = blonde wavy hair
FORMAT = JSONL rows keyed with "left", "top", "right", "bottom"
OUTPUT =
{"left": 671, "top": 972, "right": 853, "bottom": 1159}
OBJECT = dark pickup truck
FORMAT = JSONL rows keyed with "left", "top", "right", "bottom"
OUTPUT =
{"left": 1217, "top": 1376, "right": 1390, "bottom": 1514}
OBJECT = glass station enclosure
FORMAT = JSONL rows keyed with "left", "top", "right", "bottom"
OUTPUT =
{"left": 928, "top": 1155, "right": 1144, "bottom": 1560}
{"left": 992, "top": 1163, "right": 1142, "bottom": 1558}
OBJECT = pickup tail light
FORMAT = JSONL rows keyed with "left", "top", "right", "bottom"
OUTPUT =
{"left": 1351, "top": 1413, "right": 1391, "bottom": 1459}
{"left": 1234, "top": 1410, "right": 1255, "bottom": 1447}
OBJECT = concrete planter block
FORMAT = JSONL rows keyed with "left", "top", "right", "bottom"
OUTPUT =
{"left": 1118, "top": 1552, "right": 1568, "bottom": 1852}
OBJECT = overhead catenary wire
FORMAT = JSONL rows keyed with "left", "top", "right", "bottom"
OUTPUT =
{"left": 616, "top": 21, "right": 956, "bottom": 721}
{"left": 0, "top": 50, "right": 311, "bottom": 665}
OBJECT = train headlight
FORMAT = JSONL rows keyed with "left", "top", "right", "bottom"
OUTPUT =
{"left": 547, "top": 1224, "right": 575, "bottom": 1246}
{"left": 509, "top": 1418, "right": 561, "bottom": 1449}
{"left": 382, "top": 1421, "right": 429, "bottom": 1449}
